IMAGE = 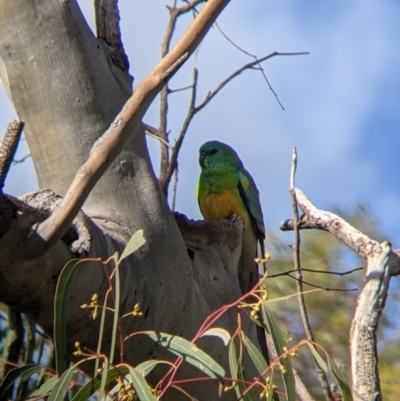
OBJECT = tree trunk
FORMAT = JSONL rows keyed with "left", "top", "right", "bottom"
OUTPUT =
{"left": 0, "top": 1, "right": 258, "bottom": 399}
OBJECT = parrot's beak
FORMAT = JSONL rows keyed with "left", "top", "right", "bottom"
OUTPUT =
{"left": 199, "top": 152, "right": 206, "bottom": 168}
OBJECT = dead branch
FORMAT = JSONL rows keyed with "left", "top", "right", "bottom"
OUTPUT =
{"left": 280, "top": 188, "right": 400, "bottom": 275}
{"left": 289, "top": 148, "right": 333, "bottom": 401}
{"left": 0, "top": 120, "right": 24, "bottom": 192}
{"left": 159, "top": 68, "right": 198, "bottom": 193}
{"left": 158, "top": 0, "right": 207, "bottom": 182}
{"left": 214, "top": 21, "right": 288, "bottom": 109}
{"left": 26, "top": 0, "right": 231, "bottom": 257}
{"left": 195, "top": 51, "right": 308, "bottom": 114}
{"left": 12, "top": 154, "right": 31, "bottom": 165}
{"left": 281, "top": 186, "right": 399, "bottom": 399}
{"left": 159, "top": 51, "right": 308, "bottom": 196}
{"left": 350, "top": 241, "right": 392, "bottom": 401}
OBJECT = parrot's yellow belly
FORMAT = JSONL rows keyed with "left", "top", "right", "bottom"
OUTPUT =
{"left": 199, "top": 190, "right": 250, "bottom": 225}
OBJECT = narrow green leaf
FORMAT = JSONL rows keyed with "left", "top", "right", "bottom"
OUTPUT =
{"left": 71, "top": 366, "right": 129, "bottom": 401}
{"left": 306, "top": 343, "right": 353, "bottom": 401}
{"left": 95, "top": 293, "right": 109, "bottom": 376}
{"left": 228, "top": 337, "right": 242, "bottom": 399}
{"left": 0, "top": 364, "right": 41, "bottom": 398}
{"left": 98, "top": 358, "right": 109, "bottom": 401}
{"left": 306, "top": 343, "right": 328, "bottom": 372}
{"left": 127, "top": 366, "right": 158, "bottom": 401}
{"left": 47, "top": 366, "right": 77, "bottom": 401}
{"left": 119, "top": 229, "right": 145, "bottom": 262}
{"left": 200, "top": 327, "right": 231, "bottom": 346}
{"left": 262, "top": 305, "right": 296, "bottom": 401}
{"left": 109, "top": 258, "right": 120, "bottom": 365}
{"left": 29, "top": 376, "right": 59, "bottom": 397}
{"left": 228, "top": 338, "right": 259, "bottom": 401}
{"left": 241, "top": 331, "right": 268, "bottom": 379}
{"left": 54, "top": 259, "right": 83, "bottom": 376}
{"left": 135, "top": 360, "right": 165, "bottom": 377}
{"left": 146, "top": 331, "right": 225, "bottom": 379}
{"left": 267, "top": 372, "right": 275, "bottom": 401}
{"left": 328, "top": 355, "right": 353, "bottom": 401}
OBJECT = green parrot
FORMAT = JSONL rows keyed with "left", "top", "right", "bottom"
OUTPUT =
{"left": 197, "top": 140, "right": 266, "bottom": 293}
{"left": 197, "top": 140, "right": 269, "bottom": 359}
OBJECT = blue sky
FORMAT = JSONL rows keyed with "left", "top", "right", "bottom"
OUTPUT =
{"left": 2, "top": 0, "right": 400, "bottom": 246}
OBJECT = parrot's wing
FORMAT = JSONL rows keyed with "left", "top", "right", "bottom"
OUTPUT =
{"left": 238, "top": 169, "right": 265, "bottom": 242}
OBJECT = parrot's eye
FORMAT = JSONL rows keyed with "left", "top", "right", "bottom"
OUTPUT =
{"left": 209, "top": 148, "right": 218, "bottom": 155}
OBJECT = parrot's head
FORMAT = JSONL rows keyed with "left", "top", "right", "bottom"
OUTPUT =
{"left": 199, "top": 140, "right": 243, "bottom": 170}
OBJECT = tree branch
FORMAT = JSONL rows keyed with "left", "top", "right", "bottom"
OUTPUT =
{"left": 281, "top": 186, "right": 399, "bottom": 398}
{"left": 280, "top": 188, "right": 400, "bottom": 275}
{"left": 159, "top": 0, "right": 207, "bottom": 194}
{"left": 29, "top": 0, "right": 231, "bottom": 255}
{"left": 159, "top": 68, "right": 198, "bottom": 193}
{"left": 195, "top": 51, "right": 309, "bottom": 114}
{"left": 0, "top": 120, "right": 24, "bottom": 192}
{"left": 289, "top": 148, "right": 333, "bottom": 401}
{"left": 350, "top": 241, "right": 392, "bottom": 401}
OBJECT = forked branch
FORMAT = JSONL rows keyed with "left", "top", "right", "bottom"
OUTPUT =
{"left": 281, "top": 186, "right": 399, "bottom": 399}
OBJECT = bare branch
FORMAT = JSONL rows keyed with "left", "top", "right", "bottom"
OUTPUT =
{"left": 350, "top": 241, "right": 392, "bottom": 401}
{"left": 0, "top": 119, "right": 24, "bottom": 192}
{"left": 281, "top": 189, "right": 382, "bottom": 259}
{"left": 289, "top": 148, "right": 333, "bottom": 401}
{"left": 280, "top": 185, "right": 400, "bottom": 398}
{"left": 214, "top": 21, "right": 288, "bottom": 109}
{"left": 280, "top": 189, "right": 400, "bottom": 276}
{"left": 94, "top": 0, "right": 129, "bottom": 70}
{"left": 12, "top": 154, "right": 31, "bottom": 165}
{"left": 171, "top": 166, "right": 179, "bottom": 212}
{"left": 30, "top": 0, "right": 231, "bottom": 255}
{"left": 143, "top": 123, "right": 172, "bottom": 149}
{"left": 195, "top": 51, "right": 309, "bottom": 113}
{"left": 168, "top": 84, "right": 193, "bottom": 94}
{"left": 160, "top": 68, "right": 198, "bottom": 193}
{"left": 287, "top": 273, "right": 357, "bottom": 292}
{"left": 268, "top": 266, "right": 363, "bottom": 278}
{"left": 158, "top": 0, "right": 207, "bottom": 191}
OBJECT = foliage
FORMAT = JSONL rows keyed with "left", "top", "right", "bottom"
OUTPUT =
{"left": 0, "top": 228, "right": 299, "bottom": 400}
{"left": 1, "top": 204, "right": 398, "bottom": 399}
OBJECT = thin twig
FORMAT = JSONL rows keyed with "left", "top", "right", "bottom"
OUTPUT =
{"left": 301, "top": 266, "right": 363, "bottom": 275}
{"left": 12, "top": 154, "right": 31, "bottom": 165}
{"left": 168, "top": 85, "right": 193, "bottom": 94}
{"left": 160, "top": 68, "right": 198, "bottom": 193}
{"left": 214, "top": 21, "right": 287, "bottom": 109}
{"left": 267, "top": 266, "right": 363, "bottom": 278}
{"left": 159, "top": 0, "right": 207, "bottom": 188}
{"left": 0, "top": 119, "right": 24, "bottom": 192}
{"left": 287, "top": 274, "right": 358, "bottom": 292}
{"left": 143, "top": 123, "right": 173, "bottom": 149}
{"left": 289, "top": 147, "right": 333, "bottom": 401}
{"left": 195, "top": 51, "right": 308, "bottom": 113}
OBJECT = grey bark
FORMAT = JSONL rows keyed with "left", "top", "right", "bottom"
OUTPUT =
{"left": 282, "top": 188, "right": 397, "bottom": 401}
{"left": 0, "top": 1, "right": 259, "bottom": 399}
